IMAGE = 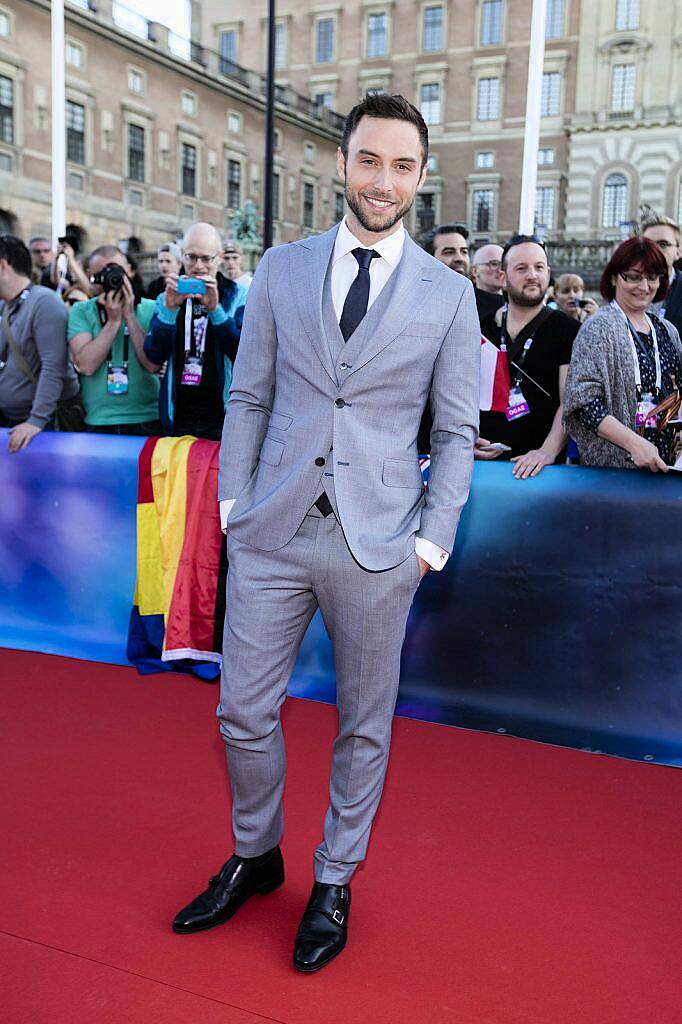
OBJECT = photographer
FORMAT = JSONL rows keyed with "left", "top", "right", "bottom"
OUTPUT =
{"left": 144, "top": 222, "right": 246, "bottom": 440}
{"left": 68, "top": 245, "right": 161, "bottom": 435}
{"left": 554, "top": 274, "right": 599, "bottom": 323}
{"left": 146, "top": 242, "right": 183, "bottom": 300}
{"left": 0, "top": 235, "right": 80, "bottom": 452}
{"left": 50, "top": 234, "right": 91, "bottom": 297}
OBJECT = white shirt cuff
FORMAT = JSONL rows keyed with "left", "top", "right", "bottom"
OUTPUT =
{"left": 220, "top": 498, "right": 236, "bottom": 533}
{"left": 415, "top": 536, "right": 449, "bottom": 571}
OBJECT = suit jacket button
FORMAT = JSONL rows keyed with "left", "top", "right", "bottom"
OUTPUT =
{"left": 339, "top": 362, "right": 348, "bottom": 370}
{"left": 335, "top": 398, "right": 345, "bottom": 408}
{"left": 315, "top": 457, "right": 325, "bottom": 466}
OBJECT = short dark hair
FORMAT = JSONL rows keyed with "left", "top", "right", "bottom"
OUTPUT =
{"left": 85, "top": 244, "right": 125, "bottom": 272}
{"left": 501, "top": 234, "right": 547, "bottom": 270}
{"left": 423, "top": 223, "right": 469, "bottom": 256}
{"left": 600, "top": 236, "right": 668, "bottom": 303}
{"left": 340, "top": 93, "right": 429, "bottom": 169}
{"left": 0, "top": 235, "right": 33, "bottom": 278}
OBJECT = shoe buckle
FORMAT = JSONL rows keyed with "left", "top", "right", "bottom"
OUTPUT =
{"left": 332, "top": 909, "right": 344, "bottom": 925}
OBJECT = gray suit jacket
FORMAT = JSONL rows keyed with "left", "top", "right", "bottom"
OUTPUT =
{"left": 219, "top": 224, "right": 480, "bottom": 571}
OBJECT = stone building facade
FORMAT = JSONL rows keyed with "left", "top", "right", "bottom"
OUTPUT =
{"left": 0, "top": 0, "right": 344, "bottom": 252}
{"left": 564, "top": 0, "right": 682, "bottom": 239}
{"left": 199, "top": 0, "right": 581, "bottom": 243}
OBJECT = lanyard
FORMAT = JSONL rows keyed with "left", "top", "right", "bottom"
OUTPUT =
{"left": 612, "top": 301, "right": 661, "bottom": 394}
{"left": 107, "top": 326, "right": 128, "bottom": 370}
{"left": 500, "top": 305, "right": 536, "bottom": 380}
{"left": 184, "top": 298, "right": 208, "bottom": 357}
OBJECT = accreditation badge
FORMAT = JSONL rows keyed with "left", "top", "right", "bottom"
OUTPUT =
{"left": 506, "top": 384, "right": 530, "bottom": 422}
{"left": 181, "top": 354, "right": 203, "bottom": 386}
{"left": 107, "top": 364, "right": 129, "bottom": 396}
{"left": 635, "top": 392, "right": 658, "bottom": 430}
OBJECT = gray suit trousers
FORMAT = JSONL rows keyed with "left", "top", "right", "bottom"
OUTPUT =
{"left": 216, "top": 510, "right": 421, "bottom": 885}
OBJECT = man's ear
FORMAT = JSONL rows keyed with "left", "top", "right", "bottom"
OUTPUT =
{"left": 336, "top": 146, "right": 346, "bottom": 180}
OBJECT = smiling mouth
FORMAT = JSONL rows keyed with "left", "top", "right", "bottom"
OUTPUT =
{"left": 363, "top": 195, "right": 394, "bottom": 209}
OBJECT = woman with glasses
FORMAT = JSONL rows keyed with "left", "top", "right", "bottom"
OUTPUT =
{"left": 564, "top": 237, "right": 682, "bottom": 471}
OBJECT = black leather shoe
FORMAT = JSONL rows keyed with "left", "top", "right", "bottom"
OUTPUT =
{"left": 172, "top": 846, "right": 284, "bottom": 934}
{"left": 293, "top": 881, "right": 350, "bottom": 973}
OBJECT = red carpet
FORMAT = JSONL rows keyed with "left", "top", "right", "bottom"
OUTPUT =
{"left": 1, "top": 648, "right": 680, "bottom": 1024}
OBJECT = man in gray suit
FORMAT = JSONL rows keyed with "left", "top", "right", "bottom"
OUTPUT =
{"left": 173, "top": 94, "right": 480, "bottom": 972}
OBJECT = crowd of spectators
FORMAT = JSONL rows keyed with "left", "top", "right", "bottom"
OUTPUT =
{"left": 1, "top": 210, "right": 681, "bottom": 478}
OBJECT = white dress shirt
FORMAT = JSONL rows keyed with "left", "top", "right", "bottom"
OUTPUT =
{"left": 220, "top": 217, "right": 449, "bottom": 571}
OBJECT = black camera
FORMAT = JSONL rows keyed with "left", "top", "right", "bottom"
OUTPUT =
{"left": 90, "top": 262, "right": 126, "bottom": 293}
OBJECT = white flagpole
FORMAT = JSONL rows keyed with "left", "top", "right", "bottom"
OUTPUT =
{"left": 518, "top": 0, "right": 547, "bottom": 234}
{"left": 51, "top": 0, "right": 66, "bottom": 247}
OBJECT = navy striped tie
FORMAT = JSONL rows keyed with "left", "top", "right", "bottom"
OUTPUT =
{"left": 339, "top": 248, "right": 380, "bottom": 342}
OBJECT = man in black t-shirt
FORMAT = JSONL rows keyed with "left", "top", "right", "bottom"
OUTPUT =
{"left": 479, "top": 235, "right": 579, "bottom": 478}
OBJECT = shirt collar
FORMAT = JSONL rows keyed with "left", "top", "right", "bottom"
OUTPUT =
{"left": 333, "top": 217, "right": 405, "bottom": 268}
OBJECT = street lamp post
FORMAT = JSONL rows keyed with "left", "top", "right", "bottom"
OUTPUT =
{"left": 51, "top": 0, "right": 66, "bottom": 247}
{"left": 263, "top": 0, "right": 276, "bottom": 252}
{"left": 518, "top": 0, "right": 547, "bottom": 235}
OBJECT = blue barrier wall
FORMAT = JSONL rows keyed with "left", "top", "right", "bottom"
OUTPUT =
{"left": 2, "top": 429, "right": 681, "bottom": 766}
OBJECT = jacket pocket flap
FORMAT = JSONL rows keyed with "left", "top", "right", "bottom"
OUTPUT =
{"left": 382, "top": 458, "right": 424, "bottom": 488}
{"left": 259, "top": 436, "right": 285, "bottom": 467}
{"left": 399, "top": 323, "right": 443, "bottom": 339}
{"left": 269, "top": 411, "right": 293, "bottom": 430}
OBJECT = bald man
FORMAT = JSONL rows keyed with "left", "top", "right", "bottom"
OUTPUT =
{"left": 144, "top": 222, "right": 247, "bottom": 439}
{"left": 471, "top": 244, "right": 504, "bottom": 319}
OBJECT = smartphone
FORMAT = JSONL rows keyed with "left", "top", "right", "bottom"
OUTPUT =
{"left": 177, "top": 277, "right": 207, "bottom": 296}
{"left": 477, "top": 442, "right": 512, "bottom": 453}
{"left": 577, "top": 299, "right": 589, "bottom": 308}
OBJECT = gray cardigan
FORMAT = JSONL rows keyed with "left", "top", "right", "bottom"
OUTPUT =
{"left": 563, "top": 302, "right": 682, "bottom": 468}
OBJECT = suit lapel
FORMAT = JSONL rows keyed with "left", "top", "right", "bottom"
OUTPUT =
{"left": 343, "top": 233, "right": 439, "bottom": 377}
{"left": 289, "top": 226, "right": 339, "bottom": 384}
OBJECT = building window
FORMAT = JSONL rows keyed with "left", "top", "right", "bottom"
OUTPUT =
{"left": 274, "top": 21, "right": 287, "bottom": 69}
{"left": 538, "top": 147, "right": 554, "bottom": 165}
{"left": 545, "top": 0, "right": 565, "bottom": 39}
{"left": 366, "top": 86, "right": 386, "bottom": 97}
{"left": 476, "top": 150, "right": 495, "bottom": 169}
{"left": 227, "top": 159, "right": 241, "bottom": 208}
{"left": 420, "top": 83, "right": 441, "bottom": 125}
{"left": 66, "top": 100, "right": 85, "bottom": 164}
{"left": 181, "top": 142, "right": 197, "bottom": 196}
{"left": 0, "top": 76, "right": 13, "bottom": 145}
{"left": 611, "top": 64, "right": 636, "bottom": 112}
{"left": 303, "top": 182, "right": 315, "bottom": 228}
{"left": 316, "top": 18, "right": 335, "bottom": 63}
{"left": 128, "top": 188, "right": 144, "bottom": 207}
{"left": 0, "top": 12, "right": 9, "bottom": 37}
{"left": 477, "top": 77, "right": 500, "bottom": 121}
{"left": 228, "top": 112, "right": 242, "bottom": 134}
{"left": 304, "top": 142, "right": 315, "bottom": 163}
{"left": 541, "top": 72, "right": 561, "bottom": 117}
{"left": 602, "top": 173, "right": 628, "bottom": 228}
{"left": 535, "top": 186, "right": 555, "bottom": 229}
{"left": 473, "top": 189, "right": 494, "bottom": 231}
{"left": 68, "top": 171, "right": 84, "bottom": 190}
{"left": 128, "top": 123, "right": 145, "bottom": 182}
{"left": 0, "top": 152, "right": 11, "bottom": 172}
{"left": 274, "top": 129, "right": 281, "bottom": 150}
{"left": 427, "top": 154, "right": 438, "bottom": 173}
{"left": 367, "top": 12, "right": 387, "bottom": 58}
{"left": 616, "top": 0, "right": 639, "bottom": 31}
{"left": 314, "top": 91, "right": 334, "bottom": 109}
{"left": 128, "top": 68, "right": 144, "bottom": 94}
{"left": 415, "top": 193, "right": 436, "bottom": 236}
{"left": 335, "top": 191, "right": 345, "bottom": 221}
{"left": 66, "top": 41, "right": 84, "bottom": 68}
{"left": 480, "top": 0, "right": 502, "bottom": 46}
{"left": 423, "top": 6, "right": 443, "bottom": 52}
{"left": 220, "top": 29, "right": 238, "bottom": 72}
{"left": 181, "top": 92, "right": 197, "bottom": 117}
{"left": 272, "top": 171, "right": 280, "bottom": 221}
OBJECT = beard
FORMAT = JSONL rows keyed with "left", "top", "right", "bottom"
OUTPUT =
{"left": 506, "top": 281, "right": 546, "bottom": 308}
{"left": 344, "top": 179, "right": 415, "bottom": 235}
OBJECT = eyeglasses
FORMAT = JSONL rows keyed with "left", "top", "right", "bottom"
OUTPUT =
{"left": 476, "top": 259, "right": 502, "bottom": 270}
{"left": 183, "top": 252, "right": 220, "bottom": 265}
{"left": 619, "top": 271, "right": 663, "bottom": 286}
